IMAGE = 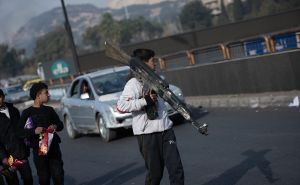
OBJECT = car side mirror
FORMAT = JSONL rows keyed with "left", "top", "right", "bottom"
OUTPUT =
{"left": 80, "top": 93, "right": 90, "bottom": 100}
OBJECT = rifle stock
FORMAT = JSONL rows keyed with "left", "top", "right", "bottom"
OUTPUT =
{"left": 105, "top": 41, "right": 130, "bottom": 65}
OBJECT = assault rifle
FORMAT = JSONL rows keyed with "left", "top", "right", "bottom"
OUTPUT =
{"left": 105, "top": 42, "right": 208, "bottom": 135}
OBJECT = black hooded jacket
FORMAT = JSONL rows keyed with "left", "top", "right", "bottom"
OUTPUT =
{"left": 0, "top": 103, "right": 28, "bottom": 161}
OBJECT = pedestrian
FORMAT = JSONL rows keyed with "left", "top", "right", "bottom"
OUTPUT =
{"left": 117, "top": 49, "right": 184, "bottom": 185}
{"left": 17, "top": 82, "right": 64, "bottom": 185}
{"left": 0, "top": 89, "right": 33, "bottom": 185}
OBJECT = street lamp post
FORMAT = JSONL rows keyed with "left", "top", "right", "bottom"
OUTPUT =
{"left": 60, "top": 0, "right": 81, "bottom": 74}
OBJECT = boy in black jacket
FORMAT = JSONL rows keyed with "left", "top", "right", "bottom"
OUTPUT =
{"left": 18, "top": 83, "right": 64, "bottom": 185}
{"left": 0, "top": 89, "right": 33, "bottom": 185}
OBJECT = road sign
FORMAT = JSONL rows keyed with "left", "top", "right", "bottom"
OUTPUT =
{"left": 41, "top": 58, "right": 77, "bottom": 80}
{"left": 51, "top": 60, "right": 69, "bottom": 78}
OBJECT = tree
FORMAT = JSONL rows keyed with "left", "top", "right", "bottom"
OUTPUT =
{"left": 243, "top": 0, "right": 261, "bottom": 15}
{"left": 83, "top": 13, "right": 123, "bottom": 49}
{"left": 99, "top": 13, "right": 121, "bottom": 45}
{"left": 121, "top": 16, "right": 162, "bottom": 43}
{"left": 83, "top": 13, "right": 121, "bottom": 48}
{"left": 82, "top": 25, "right": 102, "bottom": 49}
{"left": 179, "top": 1, "right": 212, "bottom": 31}
{"left": 0, "top": 44, "right": 9, "bottom": 63}
{"left": 0, "top": 45, "right": 24, "bottom": 78}
{"left": 281, "top": 0, "right": 300, "bottom": 8}
{"left": 34, "top": 27, "right": 71, "bottom": 64}
{"left": 22, "top": 58, "right": 37, "bottom": 75}
{"left": 227, "top": 0, "right": 244, "bottom": 22}
{"left": 259, "top": 0, "right": 282, "bottom": 16}
{"left": 258, "top": 0, "right": 300, "bottom": 16}
{"left": 215, "top": 0, "right": 230, "bottom": 25}
{"left": 242, "top": 0, "right": 300, "bottom": 20}
{"left": 82, "top": 13, "right": 163, "bottom": 49}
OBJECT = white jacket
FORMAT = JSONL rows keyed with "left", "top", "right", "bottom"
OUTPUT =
{"left": 117, "top": 78, "right": 173, "bottom": 135}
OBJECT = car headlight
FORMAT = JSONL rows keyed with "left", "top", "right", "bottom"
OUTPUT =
{"left": 105, "top": 109, "right": 116, "bottom": 123}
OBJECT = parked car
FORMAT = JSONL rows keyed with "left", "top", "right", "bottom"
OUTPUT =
{"left": 61, "top": 66, "right": 185, "bottom": 142}
{"left": 3, "top": 85, "right": 30, "bottom": 104}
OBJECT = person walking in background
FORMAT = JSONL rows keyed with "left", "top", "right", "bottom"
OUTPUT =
{"left": 0, "top": 89, "right": 33, "bottom": 185}
{"left": 17, "top": 83, "right": 64, "bottom": 185}
{"left": 117, "top": 49, "right": 184, "bottom": 185}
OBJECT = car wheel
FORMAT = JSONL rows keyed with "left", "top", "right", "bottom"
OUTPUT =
{"left": 65, "top": 115, "right": 79, "bottom": 139}
{"left": 97, "top": 115, "right": 116, "bottom": 142}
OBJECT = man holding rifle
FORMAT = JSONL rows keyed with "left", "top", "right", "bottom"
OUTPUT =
{"left": 117, "top": 49, "right": 184, "bottom": 185}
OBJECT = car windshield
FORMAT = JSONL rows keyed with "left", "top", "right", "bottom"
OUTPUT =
{"left": 91, "top": 69, "right": 129, "bottom": 96}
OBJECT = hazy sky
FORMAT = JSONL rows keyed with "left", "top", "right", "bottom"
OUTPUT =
{"left": 0, "top": 0, "right": 107, "bottom": 43}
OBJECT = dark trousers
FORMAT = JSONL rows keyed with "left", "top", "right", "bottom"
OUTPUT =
{"left": 18, "top": 161, "right": 33, "bottom": 185}
{"left": 0, "top": 160, "right": 33, "bottom": 185}
{"left": 1, "top": 170, "right": 18, "bottom": 185}
{"left": 33, "top": 143, "right": 64, "bottom": 185}
{"left": 137, "top": 129, "right": 184, "bottom": 185}
{"left": 0, "top": 175, "right": 5, "bottom": 185}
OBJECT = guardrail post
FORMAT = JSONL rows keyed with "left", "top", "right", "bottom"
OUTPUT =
{"left": 49, "top": 79, "right": 53, "bottom": 85}
{"left": 159, "top": 58, "right": 166, "bottom": 70}
{"left": 220, "top": 44, "right": 230, "bottom": 59}
{"left": 297, "top": 32, "right": 300, "bottom": 48}
{"left": 186, "top": 51, "right": 196, "bottom": 65}
{"left": 59, "top": 78, "right": 64, "bottom": 85}
{"left": 264, "top": 35, "right": 275, "bottom": 53}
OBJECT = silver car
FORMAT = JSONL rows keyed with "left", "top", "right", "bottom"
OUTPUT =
{"left": 61, "top": 66, "right": 185, "bottom": 142}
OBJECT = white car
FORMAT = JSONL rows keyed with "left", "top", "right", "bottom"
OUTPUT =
{"left": 61, "top": 66, "right": 185, "bottom": 142}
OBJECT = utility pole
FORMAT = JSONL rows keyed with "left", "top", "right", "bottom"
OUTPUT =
{"left": 60, "top": 0, "right": 81, "bottom": 74}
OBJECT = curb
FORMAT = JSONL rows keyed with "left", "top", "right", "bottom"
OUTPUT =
{"left": 15, "top": 91, "right": 300, "bottom": 111}
{"left": 185, "top": 91, "right": 300, "bottom": 108}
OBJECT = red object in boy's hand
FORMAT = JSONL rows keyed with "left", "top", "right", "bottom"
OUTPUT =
{"left": 46, "top": 127, "right": 55, "bottom": 133}
{"left": 11, "top": 159, "right": 25, "bottom": 170}
{"left": 38, "top": 127, "right": 55, "bottom": 156}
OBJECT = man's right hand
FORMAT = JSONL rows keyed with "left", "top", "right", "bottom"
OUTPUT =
{"left": 145, "top": 94, "right": 156, "bottom": 106}
{"left": 144, "top": 90, "right": 157, "bottom": 106}
{"left": 150, "top": 90, "right": 157, "bottom": 102}
{"left": 35, "top": 127, "right": 44, "bottom": 135}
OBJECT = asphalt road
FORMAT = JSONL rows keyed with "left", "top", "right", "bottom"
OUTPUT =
{"left": 26, "top": 107, "right": 300, "bottom": 185}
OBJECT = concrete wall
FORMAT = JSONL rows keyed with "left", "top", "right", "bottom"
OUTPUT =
{"left": 162, "top": 50, "right": 300, "bottom": 96}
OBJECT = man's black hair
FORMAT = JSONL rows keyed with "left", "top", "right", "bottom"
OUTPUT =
{"left": 132, "top": 48, "right": 155, "bottom": 61}
{"left": 30, "top": 82, "right": 48, "bottom": 100}
{"left": 127, "top": 49, "right": 155, "bottom": 81}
